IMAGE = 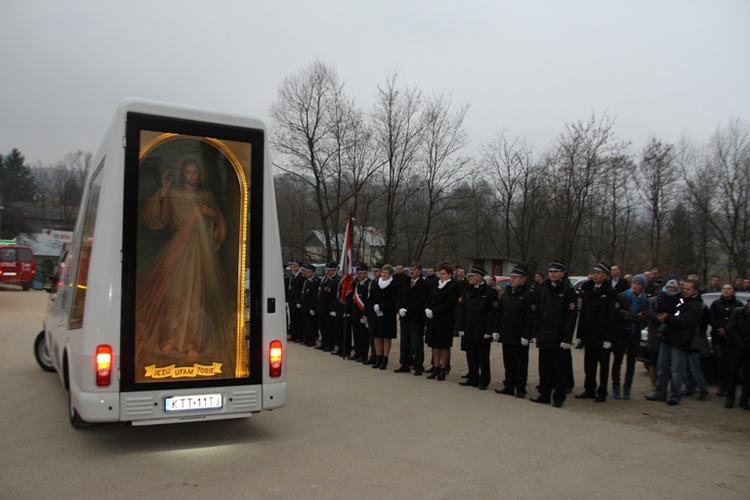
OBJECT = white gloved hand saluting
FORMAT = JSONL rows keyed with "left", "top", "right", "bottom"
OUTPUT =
{"left": 492, "top": 332, "right": 500, "bottom": 342}
{"left": 399, "top": 308, "right": 407, "bottom": 317}
{"left": 603, "top": 341, "right": 612, "bottom": 349}
{"left": 425, "top": 308, "right": 434, "bottom": 319}
{"left": 560, "top": 342, "right": 571, "bottom": 350}
{"left": 521, "top": 338, "right": 529, "bottom": 347}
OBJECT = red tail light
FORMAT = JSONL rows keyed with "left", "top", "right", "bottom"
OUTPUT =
{"left": 96, "top": 345, "right": 113, "bottom": 386}
{"left": 269, "top": 340, "right": 283, "bottom": 378}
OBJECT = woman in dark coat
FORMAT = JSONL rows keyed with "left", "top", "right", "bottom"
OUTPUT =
{"left": 425, "top": 264, "right": 460, "bottom": 380}
{"left": 369, "top": 264, "right": 400, "bottom": 370}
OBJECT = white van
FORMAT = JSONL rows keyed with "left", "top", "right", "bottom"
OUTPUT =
{"left": 34, "top": 99, "right": 287, "bottom": 427}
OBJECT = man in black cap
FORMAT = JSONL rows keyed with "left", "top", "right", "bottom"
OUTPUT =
{"left": 492, "top": 263, "right": 534, "bottom": 398}
{"left": 575, "top": 261, "right": 618, "bottom": 402}
{"left": 286, "top": 258, "right": 305, "bottom": 342}
{"left": 458, "top": 266, "right": 499, "bottom": 390}
{"left": 351, "top": 264, "right": 371, "bottom": 362}
{"left": 395, "top": 262, "right": 430, "bottom": 375}
{"left": 530, "top": 261, "right": 579, "bottom": 407}
{"left": 317, "top": 261, "right": 340, "bottom": 351}
{"left": 300, "top": 263, "right": 320, "bottom": 347}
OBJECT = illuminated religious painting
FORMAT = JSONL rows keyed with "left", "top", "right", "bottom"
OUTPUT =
{"left": 134, "top": 132, "right": 250, "bottom": 382}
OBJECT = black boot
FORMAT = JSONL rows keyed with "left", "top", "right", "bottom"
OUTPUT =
{"left": 437, "top": 368, "right": 446, "bottom": 381}
{"left": 379, "top": 356, "right": 389, "bottom": 370}
{"left": 372, "top": 356, "right": 383, "bottom": 369}
{"left": 725, "top": 394, "right": 735, "bottom": 409}
{"left": 426, "top": 369, "right": 439, "bottom": 379}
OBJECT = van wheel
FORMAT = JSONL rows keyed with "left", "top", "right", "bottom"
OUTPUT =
{"left": 34, "top": 331, "right": 56, "bottom": 372}
{"left": 68, "top": 391, "right": 87, "bottom": 429}
{"left": 22, "top": 281, "right": 31, "bottom": 291}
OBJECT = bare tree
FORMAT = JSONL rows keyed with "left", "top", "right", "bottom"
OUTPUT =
{"left": 481, "top": 133, "right": 547, "bottom": 263}
{"left": 371, "top": 73, "right": 424, "bottom": 262}
{"left": 637, "top": 137, "right": 678, "bottom": 269}
{"left": 683, "top": 120, "right": 750, "bottom": 278}
{"left": 406, "top": 92, "right": 470, "bottom": 261}
{"left": 270, "top": 60, "right": 341, "bottom": 260}
{"left": 546, "top": 114, "right": 616, "bottom": 268}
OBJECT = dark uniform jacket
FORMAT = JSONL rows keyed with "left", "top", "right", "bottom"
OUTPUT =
{"left": 398, "top": 276, "right": 430, "bottom": 325}
{"left": 493, "top": 283, "right": 534, "bottom": 345}
{"left": 425, "top": 279, "right": 460, "bottom": 343}
{"left": 301, "top": 276, "right": 320, "bottom": 314}
{"left": 287, "top": 271, "right": 305, "bottom": 307}
{"left": 577, "top": 279, "right": 618, "bottom": 346}
{"left": 352, "top": 277, "right": 370, "bottom": 323}
{"left": 369, "top": 278, "right": 400, "bottom": 338}
{"left": 316, "top": 274, "right": 340, "bottom": 315}
{"left": 459, "top": 282, "right": 499, "bottom": 342}
{"left": 532, "top": 279, "right": 578, "bottom": 350}
{"left": 662, "top": 293, "right": 705, "bottom": 352}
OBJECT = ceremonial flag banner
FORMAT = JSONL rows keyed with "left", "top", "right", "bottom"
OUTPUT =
{"left": 339, "top": 217, "right": 354, "bottom": 304}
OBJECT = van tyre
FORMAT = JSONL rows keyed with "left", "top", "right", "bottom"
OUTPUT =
{"left": 34, "top": 331, "right": 56, "bottom": 372}
{"left": 68, "top": 390, "right": 87, "bottom": 429}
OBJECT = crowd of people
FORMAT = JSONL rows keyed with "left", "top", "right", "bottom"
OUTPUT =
{"left": 284, "top": 258, "right": 750, "bottom": 411}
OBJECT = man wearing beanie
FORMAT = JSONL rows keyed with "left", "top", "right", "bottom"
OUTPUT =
{"left": 575, "top": 262, "right": 618, "bottom": 403}
{"left": 611, "top": 274, "right": 650, "bottom": 400}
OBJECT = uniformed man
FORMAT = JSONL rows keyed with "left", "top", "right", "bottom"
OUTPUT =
{"left": 286, "top": 258, "right": 305, "bottom": 343}
{"left": 300, "top": 263, "right": 320, "bottom": 347}
{"left": 351, "top": 264, "right": 371, "bottom": 362}
{"left": 530, "top": 261, "right": 579, "bottom": 408}
{"left": 492, "top": 264, "right": 534, "bottom": 398}
{"left": 316, "top": 261, "right": 339, "bottom": 351}
{"left": 458, "top": 266, "right": 498, "bottom": 390}
{"left": 575, "top": 262, "right": 618, "bottom": 402}
{"left": 362, "top": 263, "right": 382, "bottom": 365}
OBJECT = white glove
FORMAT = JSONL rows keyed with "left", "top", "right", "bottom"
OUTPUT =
{"left": 521, "top": 338, "right": 529, "bottom": 347}
{"left": 310, "top": 310, "right": 316, "bottom": 316}
{"left": 374, "top": 304, "right": 381, "bottom": 314}
{"left": 425, "top": 308, "right": 434, "bottom": 319}
{"left": 285, "top": 302, "right": 288, "bottom": 307}
{"left": 399, "top": 308, "right": 407, "bottom": 317}
{"left": 363, "top": 318, "right": 369, "bottom": 328}
{"left": 360, "top": 317, "right": 366, "bottom": 324}
{"left": 459, "top": 331, "right": 465, "bottom": 337}
{"left": 603, "top": 341, "right": 612, "bottom": 349}
{"left": 296, "top": 303, "right": 301, "bottom": 309}
{"left": 483, "top": 334, "right": 492, "bottom": 339}
{"left": 344, "top": 313, "right": 350, "bottom": 318}
{"left": 330, "top": 311, "right": 337, "bottom": 317}
{"left": 532, "top": 338, "right": 537, "bottom": 344}
{"left": 560, "top": 342, "right": 571, "bottom": 350}
{"left": 492, "top": 332, "right": 500, "bottom": 342}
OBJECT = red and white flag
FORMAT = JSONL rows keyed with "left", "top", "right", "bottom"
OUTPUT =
{"left": 339, "top": 216, "right": 355, "bottom": 304}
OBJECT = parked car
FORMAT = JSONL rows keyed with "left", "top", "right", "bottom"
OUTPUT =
{"left": 0, "top": 244, "right": 36, "bottom": 290}
{"left": 637, "top": 291, "right": 750, "bottom": 373}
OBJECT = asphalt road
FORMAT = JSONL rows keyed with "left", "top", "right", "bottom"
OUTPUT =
{"left": 1, "top": 287, "right": 749, "bottom": 499}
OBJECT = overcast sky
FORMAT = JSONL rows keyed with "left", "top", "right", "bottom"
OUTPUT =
{"left": 1, "top": 0, "right": 748, "bottom": 166}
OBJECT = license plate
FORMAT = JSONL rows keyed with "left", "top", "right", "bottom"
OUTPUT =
{"left": 164, "top": 393, "right": 223, "bottom": 412}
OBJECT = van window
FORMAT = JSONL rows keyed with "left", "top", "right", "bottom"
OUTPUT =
{"left": 70, "top": 164, "right": 104, "bottom": 329}
{"left": 17, "top": 248, "right": 33, "bottom": 261}
{"left": 0, "top": 248, "right": 14, "bottom": 260}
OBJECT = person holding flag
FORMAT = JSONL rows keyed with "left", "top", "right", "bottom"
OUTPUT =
{"left": 333, "top": 217, "right": 356, "bottom": 357}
